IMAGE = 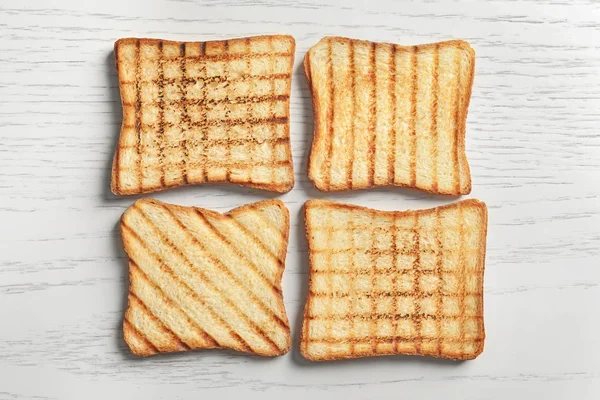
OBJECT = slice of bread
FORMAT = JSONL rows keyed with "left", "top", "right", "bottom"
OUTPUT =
{"left": 305, "top": 37, "right": 475, "bottom": 194}
{"left": 120, "top": 198, "right": 291, "bottom": 356}
{"left": 300, "top": 199, "right": 487, "bottom": 361}
{"left": 112, "top": 35, "right": 295, "bottom": 195}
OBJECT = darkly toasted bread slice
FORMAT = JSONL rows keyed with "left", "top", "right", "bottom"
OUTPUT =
{"left": 300, "top": 199, "right": 487, "bottom": 361}
{"left": 305, "top": 37, "right": 475, "bottom": 194}
{"left": 112, "top": 35, "right": 295, "bottom": 195}
{"left": 120, "top": 198, "right": 291, "bottom": 356}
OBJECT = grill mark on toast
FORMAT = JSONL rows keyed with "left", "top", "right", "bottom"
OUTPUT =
{"left": 388, "top": 45, "right": 397, "bottom": 184}
{"left": 157, "top": 41, "right": 166, "bottom": 188}
{"left": 180, "top": 43, "right": 190, "bottom": 184}
{"left": 119, "top": 160, "right": 290, "bottom": 175}
{"left": 431, "top": 44, "right": 440, "bottom": 193}
{"left": 348, "top": 40, "right": 356, "bottom": 189}
{"left": 123, "top": 94, "right": 289, "bottom": 108}
{"left": 324, "top": 39, "right": 335, "bottom": 190}
{"left": 244, "top": 38, "right": 253, "bottom": 185}
{"left": 227, "top": 216, "right": 285, "bottom": 268}
{"left": 196, "top": 211, "right": 289, "bottom": 329}
{"left": 409, "top": 46, "right": 418, "bottom": 187}
{"left": 199, "top": 45, "right": 208, "bottom": 183}
{"left": 120, "top": 73, "right": 291, "bottom": 86}
{"left": 123, "top": 318, "right": 158, "bottom": 355}
{"left": 199, "top": 116, "right": 288, "bottom": 127}
{"left": 390, "top": 215, "right": 399, "bottom": 351}
{"left": 134, "top": 39, "right": 143, "bottom": 192}
{"left": 267, "top": 37, "right": 277, "bottom": 187}
{"left": 121, "top": 137, "right": 289, "bottom": 151}
{"left": 369, "top": 224, "right": 380, "bottom": 354}
{"left": 223, "top": 40, "right": 231, "bottom": 183}
{"left": 412, "top": 213, "right": 422, "bottom": 354}
{"left": 309, "top": 290, "right": 446, "bottom": 298}
{"left": 130, "top": 260, "right": 219, "bottom": 348}
{"left": 309, "top": 337, "right": 484, "bottom": 345}
{"left": 229, "top": 204, "right": 288, "bottom": 266}
{"left": 348, "top": 217, "right": 356, "bottom": 357}
{"left": 115, "top": 38, "right": 292, "bottom": 53}
{"left": 368, "top": 42, "right": 377, "bottom": 187}
{"left": 185, "top": 52, "right": 293, "bottom": 61}
{"left": 307, "top": 313, "right": 480, "bottom": 321}
{"left": 122, "top": 219, "right": 254, "bottom": 354}
{"left": 112, "top": 49, "right": 292, "bottom": 63}
{"left": 243, "top": 204, "right": 288, "bottom": 239}
{"left": 124, "top": 116, "right": 288, "bottom": 131}
{"left": 434, "top": 208, "right": 443, "bottom": 356}
{"left": 312, "top": 247, "right": 426, "bottom": 257}
{"left": 128, "top": 292, "right": 190, "bottom": 351}
{"left": 157, "top": 205, "right": 282, "bottom": 354}
{"left": 313, "top": 264, "right": 420, "bottom": 274}
{"left": 452, "top": 48, "right": 462, "bottom": 194}
{"left": 458, "top": 205, "right": 465, "bottom": 358}
{"left": 325, "top": 209, "right": 333, "bottom": 360}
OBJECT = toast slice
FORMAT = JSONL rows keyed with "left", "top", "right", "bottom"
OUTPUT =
{"left": 112, "top": 35, "right": 295, "bottom": 195}
{"left": 120, "top": 198, "right": 291, "bottom": 356}
{"left": 305, "top": 37, "right": 475, "bottom": 194}
{"left": 300, "top": 199, "right": 487, "bottom": 361}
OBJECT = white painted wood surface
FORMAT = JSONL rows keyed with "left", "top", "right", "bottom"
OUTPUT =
{"left": 1, "top": 0, "right": 599, "bottom": 398}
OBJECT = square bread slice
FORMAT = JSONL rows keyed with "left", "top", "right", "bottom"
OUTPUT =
{"left": 300, "top": 199, "right": 487, "bottom": 361}
{"left": 112, "top": 35, "right": 295, "bottom": 195}
{"left": 120, "top": 198, "right": 291, "bottom": 356}
{"left": 305, "top": 37, "right": 475, "bottom": 194}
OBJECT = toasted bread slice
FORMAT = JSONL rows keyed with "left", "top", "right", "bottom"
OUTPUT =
{"left": 112, "top": 35, "right": 295, "bottom": 195}
{"left": 300, "top": 199, "right": 487, "bottom": 361}
{"left": 120, "top": 198, "right": 291, "bottom": 356}
{"left": 305, "top": 37, "right": 475, "bottom": 194}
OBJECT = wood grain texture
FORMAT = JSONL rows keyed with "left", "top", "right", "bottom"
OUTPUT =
{"left": 0, "top": 0, "right": 599, "bottom": 399}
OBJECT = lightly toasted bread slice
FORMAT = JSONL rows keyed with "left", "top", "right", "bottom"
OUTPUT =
{"left": 300, "top": 199, "right": 487, "bottom": 361}
{"left": 305, "top": 37, "right": 475, "bottom": 194}
{"left": 120, "top": 198, "right": 291, "bottom": 356}
{"left": 111, "top": 35, "right": 296, "bottom": 195}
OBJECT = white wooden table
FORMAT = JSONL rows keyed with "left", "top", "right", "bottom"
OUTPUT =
{"left": 1, "top": 1, "right": 599, "bottom": 399}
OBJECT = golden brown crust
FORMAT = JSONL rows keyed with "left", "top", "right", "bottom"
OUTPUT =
{"left": 113, "top": 178, "right": 294, "bottom": 196}
{"left": 111, "top": 35, "right": 296, "bottom": 196}
{"left": 304, "top": 198, "right": 485, "bottom": 217}
{"left": 305, "top": 36, "right": 475, "bottom": 195}
{"left": 121, "top": 198, "right": 291, "bottom": 356}
{"left": 300, "top": 199, "right": 487, "bottom": 361}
